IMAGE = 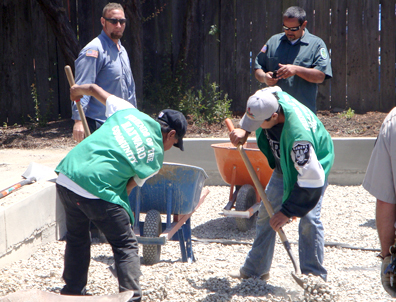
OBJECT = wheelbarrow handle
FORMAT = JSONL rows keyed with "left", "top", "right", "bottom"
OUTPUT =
{"left": 225, "top": 118, "right": 301, "bottom": 275}
{"left": 64, "top": 65, "right": 91, "bottom": 138}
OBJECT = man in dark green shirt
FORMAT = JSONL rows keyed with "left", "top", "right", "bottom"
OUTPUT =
{"left": 254, "top": 6, "right": 332, "bottom": 113}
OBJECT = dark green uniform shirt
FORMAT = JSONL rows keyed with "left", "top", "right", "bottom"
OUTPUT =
{"left": 255, "top": 29, "right": 332, "bottom": 113}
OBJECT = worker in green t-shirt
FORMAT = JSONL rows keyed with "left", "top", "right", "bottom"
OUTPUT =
{"left": 229, "top": 86, "right": 334, "bottom": 282}
{"left": 56, "top": 83, "right": 187, "bottom": 301}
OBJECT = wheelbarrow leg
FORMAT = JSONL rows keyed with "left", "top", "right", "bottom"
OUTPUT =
{"left": 177, "top": 228, "right": 187, "bottom": 262}
{"left": 176, "top": 218, "right": 195, "bottom": 263}
{"left": 166, "top": 186, "right": 172, "bottom": 228}
{"left": 183, "top": 218, "right": 195, "bottom": 263}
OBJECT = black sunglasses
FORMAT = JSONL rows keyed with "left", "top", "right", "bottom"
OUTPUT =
{"left": 104, "top": 17, "right": 127, "bottom": 25}
{"left": 282, "top": 24, "right": 302, "bottom": 32}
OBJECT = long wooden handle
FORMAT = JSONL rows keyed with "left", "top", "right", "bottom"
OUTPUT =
{"left": 225, "top": 118, "right": 301, "bottom": 274}
{"left": 64, "top": 65, "right": 91, "bottom": 137}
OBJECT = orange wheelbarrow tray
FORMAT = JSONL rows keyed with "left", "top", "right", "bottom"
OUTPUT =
{"left": 211, "top": 142, "right": 273, "bottom": 219}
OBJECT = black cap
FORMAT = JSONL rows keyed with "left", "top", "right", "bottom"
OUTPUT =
{"left": 157, "top": 109, "right": 187, "bottom": 151}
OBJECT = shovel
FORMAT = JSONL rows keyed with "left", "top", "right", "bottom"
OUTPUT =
{"left": 64, "top": 65, "right": 91, "bottom": 138}
{"left": 225, "top": 118, "right": 304, "bottom": 288}
{"left": 0, "top": 162, "right": 58, "bottom": 200}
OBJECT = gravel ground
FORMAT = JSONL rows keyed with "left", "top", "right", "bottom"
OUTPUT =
{"left": 0, "top": 185, "right": 393, "bottom": 301}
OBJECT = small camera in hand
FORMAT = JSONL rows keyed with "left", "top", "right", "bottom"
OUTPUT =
{"left": 272, "top": 70, "right": 278, "bottom": 78}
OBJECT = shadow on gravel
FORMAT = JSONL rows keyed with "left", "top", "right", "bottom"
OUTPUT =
{"left": 187, "top": 276, "right": 299, "bottom": 301}
{"left": 92, "top": 254, "right": 114, "bottom": 265}
{"left": 360, "top": 218, "right": 376, "bottom": 229}
{"left": 191, "top": 216, "right": 256, "bottom": 241}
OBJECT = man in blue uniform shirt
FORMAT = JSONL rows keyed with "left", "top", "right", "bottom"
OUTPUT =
{"left": 72, "top": 2, "right": 136, "bottom": 142}
{"left": 254, "top": 6, "right": 332, "bottom": 113}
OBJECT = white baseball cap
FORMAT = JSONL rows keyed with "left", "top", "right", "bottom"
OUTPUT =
{"left": 240, "top": 86, "right": 282, "bottom": 132}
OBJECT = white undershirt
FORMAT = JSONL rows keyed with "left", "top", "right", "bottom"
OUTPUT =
{"left": 56, "top": 96, "right": 135, "bottom": 198}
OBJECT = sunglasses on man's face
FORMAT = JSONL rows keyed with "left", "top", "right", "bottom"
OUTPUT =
{"left": 104, "top": 17, "right": 127, "bottom": 25}
{"left": 282, "top": 24, "right": 301, "bottom": 32}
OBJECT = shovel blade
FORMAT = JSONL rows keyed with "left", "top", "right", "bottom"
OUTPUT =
{"left": 291, "top": 272, "right": 305, "bottom": 288}
{"left": 22, "top": 162, "right": 57, "bottom": 182}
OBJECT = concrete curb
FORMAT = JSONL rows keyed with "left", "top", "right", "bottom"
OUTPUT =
{"left": 0, "top": 184, "right": 65, "bottom": 268}
{"left": 165, "top": 137, "right": 376, "bottom": 186}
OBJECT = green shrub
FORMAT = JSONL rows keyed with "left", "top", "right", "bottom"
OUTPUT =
{"left": 143, "top": 55, "right": 232, "bottom": 126}
{"left": 28, "top": 83, "right": 54, "bottom": 127}
{"left": 179, "top": 74, "right": 232, "bottom": 126}
{"left": 143, "top": 55, "right": 190, "bottom": 114}
{"left": 339, "top": 108, "right": 355, "bottom": 120}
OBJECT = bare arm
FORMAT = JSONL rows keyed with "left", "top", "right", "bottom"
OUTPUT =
{"left": 277, "top": 64, "right": 325, "bottom": 83}
{"left": 70, "top": 84, "right": 112, "bottom": 106}
{"left": 254, "top": 69, "right": 279, "bottom": 86}
{"left": 377, "top": 199, "right": 396, "bottom": 257}
{"left": 73, "top": 120, "right": 84, "bottom": 142}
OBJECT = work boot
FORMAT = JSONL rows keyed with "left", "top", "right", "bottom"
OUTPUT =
{"left": 229, "top": 269, "right": 269, "bottom": 281}
{"left": 60, "top": 286, "right": 91, "bottom": 296}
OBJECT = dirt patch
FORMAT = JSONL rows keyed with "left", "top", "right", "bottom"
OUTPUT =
{"left": 316, "top": 110, "right": 387, "bottom": 137}
{"left": 0, "top": 119, "right": 77, "bottom": 150}
{"left": 0, "top": 110, "right": 387, "bottom": 150}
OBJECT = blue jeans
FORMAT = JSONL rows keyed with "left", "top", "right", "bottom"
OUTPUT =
{"left": 241, "top": 171, "right": 328, "bottom": 281}
{"left": 57, "top": 184, "right": 142, "bottom": 301}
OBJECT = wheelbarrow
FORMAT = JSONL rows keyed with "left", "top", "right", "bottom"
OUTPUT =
{"left": 211, "top": 142, "right": 273, "bottom": 231}
{"left": 129, "top": 162, "right": 209, "bottom": 265}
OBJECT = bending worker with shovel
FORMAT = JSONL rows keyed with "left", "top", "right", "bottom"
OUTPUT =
{"left": 229, "top": 86, "right": 334, "bottom": 282}
{"left": 55, "top": 83, "right": 187, "bottom": 300}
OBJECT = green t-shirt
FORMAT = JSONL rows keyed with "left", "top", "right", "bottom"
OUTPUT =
{"left": 256, "top": 91, "right": 334, "bottom": 202}
{"left": 56, "top": 108, "right": 164, "bottom": 224}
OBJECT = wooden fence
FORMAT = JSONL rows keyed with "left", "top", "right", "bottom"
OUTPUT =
{"left": 1, "top": 0, "right": 395, "bottom": 124}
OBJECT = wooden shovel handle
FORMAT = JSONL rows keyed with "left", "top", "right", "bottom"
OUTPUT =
{"left": 225, "top": 118, "right": 301, "bottom": 275}
{"left": 64, "top": 66, "right": 91, "bottom": 137}
{"left": 225, "top": 118, "right": 276, "bottom": 218}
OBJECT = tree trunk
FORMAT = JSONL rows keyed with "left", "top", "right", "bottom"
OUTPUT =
{"left": 35, "top": 0, "right": 79, "bottom": 69}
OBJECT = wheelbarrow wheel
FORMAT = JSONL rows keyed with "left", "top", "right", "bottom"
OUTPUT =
{"left": 143, "top": 209, "right": 162, "bottom": 265}
{"left": 235, "top": 184, "right": 257, "bottom": 232}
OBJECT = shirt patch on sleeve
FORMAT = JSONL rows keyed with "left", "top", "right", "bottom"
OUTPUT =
{"left": 86, "top": 49, "right": 98, "bottom": 58}
{"left": 261, "top": 44, "right": 267, "bottom": 53}
{"left": 293, "top": 143, "right": 310, "bottom": 166}
{"left": 320, "top": 48, "right": 328, "bottom": 60}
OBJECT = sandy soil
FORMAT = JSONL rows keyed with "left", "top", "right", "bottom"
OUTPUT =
{"left": 0, "top": 148, "right": 72, "bottom": 197}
